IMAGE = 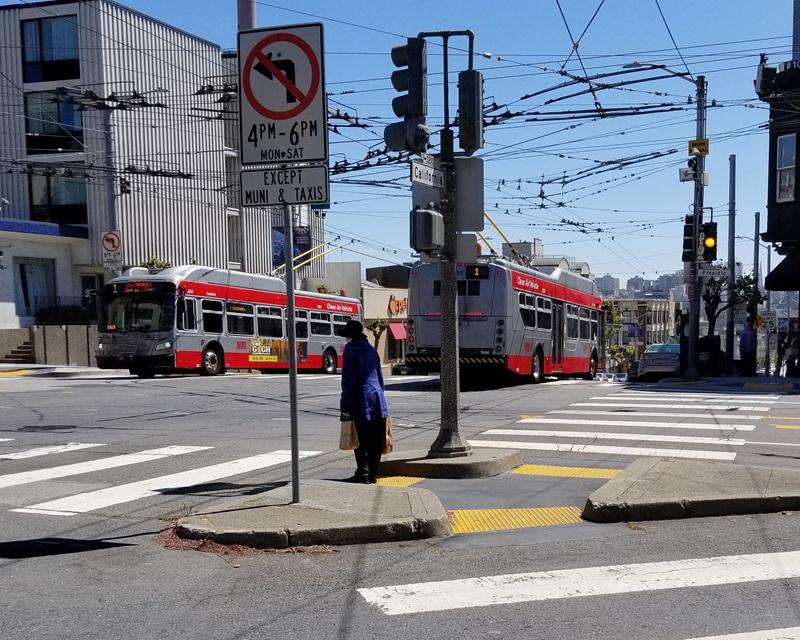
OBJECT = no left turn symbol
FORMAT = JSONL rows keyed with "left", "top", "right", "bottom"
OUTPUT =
{"left": 243, "top": 32, "right": 321, "bottom": 120}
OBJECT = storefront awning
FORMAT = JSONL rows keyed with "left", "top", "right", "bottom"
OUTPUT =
{"left": 388, "top": 322, "right": 407, "bottom": 340}
{"left": 765, "top": 252, "right": 800, "bottom": 291}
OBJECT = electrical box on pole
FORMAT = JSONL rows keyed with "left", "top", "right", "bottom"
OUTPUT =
{"left": 700, "top": 221, "right": 718, "bottom": 262}
{"left": 410, "top": 207, "right": 444, "bottom": 253}
{"left": 457, "top": 69, "right": 484, "bottom": 155}
{"left": 682, "top": 214, "right": 697, "bottom": 263}
{"left": 384, "top": 37, "right": 430, "bottom": 154}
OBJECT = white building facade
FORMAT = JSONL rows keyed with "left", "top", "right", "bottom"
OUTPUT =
{"left": 0, "top": 0, "right": 324, "bottom": 329}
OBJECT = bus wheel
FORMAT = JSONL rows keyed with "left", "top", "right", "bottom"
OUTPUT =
{"left": 201, "top": 346, "right": 224, "bottom": 376}
{"left": 584, "top": 355, "right": 598, "bottom": 380}
{"left": 531, "top": 350, "right": 544, "bottom": 384}
{"left": 322, "top": 349, "right": 338, "bottom": 374}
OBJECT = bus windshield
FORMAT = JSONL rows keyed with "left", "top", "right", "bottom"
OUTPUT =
{"left": 100, "top": 281, "right": 176, "bottom": 333}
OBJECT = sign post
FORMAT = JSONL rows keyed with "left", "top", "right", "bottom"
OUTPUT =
{"left": 239, "top": 23, "right": 328, "bottom": 504}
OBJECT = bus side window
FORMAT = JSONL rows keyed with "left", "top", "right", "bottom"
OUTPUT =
{"left": 567, "top": 305, "right": 579, "bottom": 339}
{"left": 177, "top": 297, "right": 196, "bottom": 331}
{"left": 287, "top": 309, "right": 309, "bottom": 339}
{"left": 333, "top": 314, "right": 351, "bottom": 337}
{"left": 311, "top": 311, "right": 332, "bottom": 336}
{"left": 537, "top": 298, "right": 552, "bottom": 330}
{"left": 518, "top": 293, "right": 535, "bottom": 328}
{"left": 590, "top": 310, "right": 599, "bottom": 342}
{"left": 257, "top": 306, "right": 283, "bottom": 338}
{"left": 226, "top": 302, "right": 254, "bottom": 336}
{"left": 202, "top": 299, "right": 224, "bottom": 334}
{"left": 579, "top": 308, "right": 590, "bottom": 340}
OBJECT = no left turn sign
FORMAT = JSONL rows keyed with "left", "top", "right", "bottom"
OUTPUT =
{"left": 238, "top": 23, "right": 328, "bottom": 166}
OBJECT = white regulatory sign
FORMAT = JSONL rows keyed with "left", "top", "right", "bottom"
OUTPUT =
{"left": 101, "top": 230, "right": 122, "bottom": 270}
{"left": 238, "top": 23, "right": 328, "bottom": 166}
{"left": 240, "top": 164, "right": 329, "bottom": 207}
{"left": 411, "top": 160, "right": 445, "bottom": 189}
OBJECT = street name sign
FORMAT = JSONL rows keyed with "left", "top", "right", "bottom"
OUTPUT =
{"left": 411, "top": 160, "right": 445, "bottom": 189}
{"left": 240, "top": 164, "right": 328, "bottom": 207}
{"left": 698, "top": 265, "right": 728, "bottom": 279}
{"left": 238, "top": 23, "right": 328, "bottom": 166}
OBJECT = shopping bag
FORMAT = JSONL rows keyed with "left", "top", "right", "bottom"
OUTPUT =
{"left": 383, "top": 416, "right": 394, "bottom": 454}
{"left": 339, "top": 420, "right": 359, "bottom": 450}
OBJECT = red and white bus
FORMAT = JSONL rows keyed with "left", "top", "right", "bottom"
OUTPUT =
{"left": 96, "top": 266, "right": 361, "bottom": 378}
{"left": 406, "top": 256, "right": 603, "bottom": 382}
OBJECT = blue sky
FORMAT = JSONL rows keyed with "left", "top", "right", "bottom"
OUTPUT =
{"left": 7, "top": 0, "right": 792, "bottom": 284}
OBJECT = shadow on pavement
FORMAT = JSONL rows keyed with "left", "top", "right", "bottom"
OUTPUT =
{"left": 0, "top": 537, "right": 135, "bottom": 559}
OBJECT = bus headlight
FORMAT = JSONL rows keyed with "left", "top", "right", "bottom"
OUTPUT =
{"left": 97, "top": 343, "right": 104, "bottom": 351}
{"left": 155, "top": 340, "right": 172, "bottom": 351}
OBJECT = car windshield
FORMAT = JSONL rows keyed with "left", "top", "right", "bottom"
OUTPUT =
{"left": 644, "top": 343, "right": 680, "bottom": 354}
{"left": 100, "top": 281, "right": 175, "bottom": 333}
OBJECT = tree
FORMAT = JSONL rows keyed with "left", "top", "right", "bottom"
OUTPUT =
{"left": 140, "top": 256, "right": 171, "bottom": 273}
{"left": 602, "top": 300, "right": 624, "bottom": 371}
{"left": 702, "top": 273, "right": 766, "bottom": 336}
{"left": 608, "top": 345, "right": 635, "bottom": 374}
{"left": 365, "top": 319, "right": 389, "bottom": 354}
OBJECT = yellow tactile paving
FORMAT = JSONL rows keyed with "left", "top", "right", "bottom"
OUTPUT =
{"left": 0, "top": 370, "right": 32, "bottom": 377}
{"left": 375, "top": 476, "right": 424, "bottom": 488}
{"left": 449, "top": 506, "right": 583, "bottom": 534}
{"left": 512, "top": 464, "right": 621, "bottom": 479}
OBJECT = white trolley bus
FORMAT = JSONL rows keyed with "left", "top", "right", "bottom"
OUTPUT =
{"left": 96, "top": 266, "right": 361, "bottom": 378}
{"left": 406, "top": 256, "right": 604, "bottom": 382}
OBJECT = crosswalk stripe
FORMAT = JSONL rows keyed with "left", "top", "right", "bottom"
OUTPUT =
{"left": 357, "top": 550, "right": 800, "bottom": 615}
{"left": 0, "top": 445, "right": 211, "bottom": 489}
{"left": 468, "top": 440, "right": 737, "bottom": 461}
{"left": 574, "top": 402, "right": 770, "bottom": 412}
{"left": 685, "top": 627, "right": 800, "bottom": 639}
{"left": 594, "top": 395, "right": 775, "bottom": 405}
{"left": 483, "top": 429, "right": 746, "bottom": 446}
{"left": 12, "top": 449, "right": 321, "bottom": 516}
{"left": 613, "top": 392, "right": 779, "bottom": 401}
{"left": 0, "top": 438, "right": 13, "bottom": 442}
{"left": 548, "top": 410, "right": 764, "bottom": 421}
{"left": 520, "top": 417, "right": 755, "bottom": 432}
{"left": 0, "top": 443, "right": 106, "bottom": 460}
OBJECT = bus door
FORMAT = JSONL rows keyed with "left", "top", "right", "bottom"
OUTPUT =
{"left": 552, "top": 301, "right": 564, "bottom": 370}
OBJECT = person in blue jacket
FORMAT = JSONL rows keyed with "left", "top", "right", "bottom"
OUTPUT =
{"left": 340, "top": 320, "right": 389, "bottom": 484}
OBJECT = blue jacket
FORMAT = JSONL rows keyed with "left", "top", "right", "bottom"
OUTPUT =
{"left": 340, "top": 338, "right": 389, "bottom": 422}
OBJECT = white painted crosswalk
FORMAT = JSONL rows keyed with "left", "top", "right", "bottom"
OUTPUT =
{"left": 358, "top": 550, "right": 800, "bottom": 616}
{"left": 469, "top": 388, "right": 777, "bottom": 463}
{"left": 0, "top": 442, "right": 105, "bottom": 460}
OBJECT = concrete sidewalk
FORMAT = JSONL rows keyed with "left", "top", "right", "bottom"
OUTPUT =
{"left": 175, "top": 479, "right": 451, "bottom": 548}
{"left": 582, "top": 458, "right": 800, "bottom": 523}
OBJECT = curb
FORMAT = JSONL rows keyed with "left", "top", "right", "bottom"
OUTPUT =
{"left": 379, "top": 448, "right": 524, "bottom": 479}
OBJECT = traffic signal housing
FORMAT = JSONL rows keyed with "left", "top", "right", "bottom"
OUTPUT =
{"left": 458, "top": 69, "right": 484, "bottom": 155}
{"left": 700, "top": 221, "right": 718, "bottom": 262}
{"left": 681, "top": 214, "right": 696, "bottom": 263}
{"left": 384, "top": 37, "right": 430, "bottom": 154}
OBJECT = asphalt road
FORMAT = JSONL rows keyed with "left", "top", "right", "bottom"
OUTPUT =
{"left": 1, "top": 371, "right": 799, "bottom": 639}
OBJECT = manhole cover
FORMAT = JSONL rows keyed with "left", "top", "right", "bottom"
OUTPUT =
{"left": 18, "top": 425, "right": 77, "bottom": 432}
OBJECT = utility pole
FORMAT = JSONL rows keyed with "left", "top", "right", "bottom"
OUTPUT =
{"left": 766, "top": 247, "right": 771, "bottom": 376}
{"left": 753, "top": 210, "right": 760, "bottom": 374}
{"left": 726, "top": 155, "right": 736, "bottom": 375}
{"left": 686, "top": 75, "right": 706, "bottom": 379}
{"left": 237, "top": 0, "right": 255, "bottom": 30}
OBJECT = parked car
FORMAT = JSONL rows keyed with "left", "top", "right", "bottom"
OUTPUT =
{"left": 638, "top": 343, "right": 681, "bottom": 379}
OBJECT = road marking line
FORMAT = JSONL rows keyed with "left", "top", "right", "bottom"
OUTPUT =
{"left": 0, "top": 438, "right": 13, "bottom": 442}
{"left": 597, "top": 395, "right": 775, "bottom": 405}
{"left": 744, "top": 440, "right": 800, "bottom": 448}
{"left": 685, "top": 626, "right": 800, "bottom": 639}
{"left": 449, "top": 506, "right": 583, "bottom": 534}
{"left": 357, "top": 550, "right": 800, "bottom": 616}
{"left": 519, "top": 415, "right": 544, "bottom": 420}
{"left": 773, "top": 425, "right": 800, "bottom": 430}
{"left": 0, "top": 370, "right": 32, "bottom": 377}
{"left": 12, "top": 450, "right": 320, "bottom": 516}
{"left": 376, "top": 476, "right": 424, "bottom": 488}
{"left": 484, "top": 429, "right": 745, "bottom": 446}
{"left": 0, "top": 445, "right": 211, "bottom": 489}
{"left": 549, "top": 409, "right": 763, "bottom": 421}
{"left": 616, "top": 392, "right": 779, "bottom": 401}
{"left": 512, "top": 464, "right": 620, "bottom": 479}
{"left": 574, "top": 402, "right": 770, "bottom": 412}
{"left": 0, "top": 443, "right": 106, "bottom": 460}
{"left": 468, "top": 440, "right": 737, "bottom": 461}
{"left": 520, "top": 417, "right": 755, "bottom": 431}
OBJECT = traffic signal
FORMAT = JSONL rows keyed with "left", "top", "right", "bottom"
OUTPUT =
{"left": 681, "top": 214, "right": 696, "bottom": 262}
{"left": 700, "top": 221, "right": 718, "bottom": 262}
{"left": 384, "top": 37, "right": 430, "bottom": 154}
{"left": 458, "top": 69, "right": 484, "bottom": 155}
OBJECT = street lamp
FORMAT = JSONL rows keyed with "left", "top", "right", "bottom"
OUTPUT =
{"left": 623, "top": 61, "right": 706, "bottom": 380}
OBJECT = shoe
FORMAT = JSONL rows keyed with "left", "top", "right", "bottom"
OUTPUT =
{"left": 343, "top": 474, "right": 369, "bottom": 484}
{"left": 368, "top": 477, "right": 378, "bottom": 484}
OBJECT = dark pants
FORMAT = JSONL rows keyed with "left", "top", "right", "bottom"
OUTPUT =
{"left": 353, "top": 417, "right": 386, "bottom": 481}
{"left": 740, "top": 351, "right": 756, "bottom": 376}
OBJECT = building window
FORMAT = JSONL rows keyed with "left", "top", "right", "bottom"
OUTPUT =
{"left": 14, "top": 256, "right": 56, "bottom": 316}
{"left": 777, "top": 134, "right": 796, "bottom": 203}
{"left": 29, "top": 168, "right": 87, "bottom": 224}
{"left": 25, "top": 92, "right": 82, "bottom": 154}
{"left": 21, "top": 16, "right": 80, "bottom": 83}
{"left": 227, "top": 211, "right": 243, "bottom": 265}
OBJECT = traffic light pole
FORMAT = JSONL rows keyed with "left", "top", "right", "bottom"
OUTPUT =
{"left": 418, "top": 30, "right": 474, "bottom": 457}
{"left": 686, "top": 75, "right": 706, "bottom": 380}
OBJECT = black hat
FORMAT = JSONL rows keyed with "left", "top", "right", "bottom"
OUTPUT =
{"left": 342, "top": 320, "right": 365, "bottom": 340}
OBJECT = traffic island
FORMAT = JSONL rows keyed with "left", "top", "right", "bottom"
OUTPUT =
{"left": 378, "top": 448, "right": 524, "bottom": 479}
{"left": 582, "top": 458, "right": 800, "bottom": 523}
{"left": 174, "top": 479, "right": 451, "bottom": 549}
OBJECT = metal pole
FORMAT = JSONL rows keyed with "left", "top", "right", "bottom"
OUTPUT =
{"left": 753, "top": 211, "right": 760, "bottom": 374}
{"left": 283, "top": 205, "right": 301, "bottom": 502}
{"left": 766, "top": 248, "right": 771, "bottom": 376}
{"left": 237, "top": 0, "right": 256, "bottom": 30}
{"left": 726, "top": 155, "right": 736, "bottom": 375}
{"left": 686, "top": 75, "right": 706, "bottom": 379}
{"left": 429, "top": 34, "right": 468, "bottom": 457}
{"left": 795, "top": 0, "right": 800, "bottom": 60}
